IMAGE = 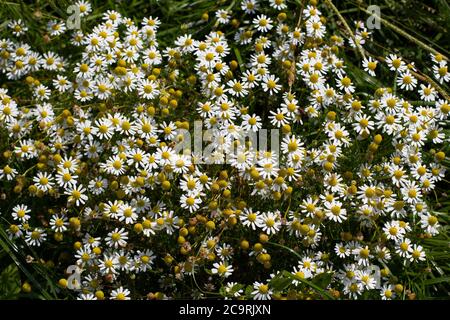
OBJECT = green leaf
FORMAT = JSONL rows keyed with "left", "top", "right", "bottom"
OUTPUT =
{"left": 0, "top": 227, "right": 56, "bottom": 299}
{"left": 423, "top": 277, "right": 450, "bottom": 285}
{"left": 233, "top": 47, "right": 244, "bottom": 73}
{"left": 244, "top": 285, "right": 254, "bottom": 298}
{"left": 312, "top": 272, "right": 333, "bottom": 289}
{"left": 269, "top": 274, "right": 292, "bottom": 291}
{"left": 229, "top": 283, "right": 245, "bottom": 295}
{"left": 283, "top": 271, "right": 335, "bottom": 300}
{"left": 0, "top": 264, "right": 21, "bottom": 300}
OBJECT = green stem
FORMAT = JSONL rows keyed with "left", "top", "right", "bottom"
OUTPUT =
{"left": 359, "top": 6, "right": 448, "bottom": 60}
{"left": 393, "top": 70, "right": 398, "bottom": 95}
{"left": 324, "top": 0, "right": 366, "bottom": 60}
{"left": 266, "top": 242, "right": 335, "bottom": 299}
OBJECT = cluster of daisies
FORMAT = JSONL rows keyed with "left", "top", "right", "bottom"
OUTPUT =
{"left": 0, "top": 0, "right": 448, "bottom": 300}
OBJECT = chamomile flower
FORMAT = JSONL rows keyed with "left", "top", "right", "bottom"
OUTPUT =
{"left": 42, "top": 52, "right": 60, "bottom": 71}
{"left": 56, "top": 169, "right": 78, "bottom": 188}
{"left": 242, "top": 69, "right": 260, "bottom": 88}
{"left": 25, "top": 228, "right": 47, "bottom": 247}
{"left": 353, "top": 245, "right": 372, "bottom": 267}
{"left": 78, "top": 293, "right": 97, "bottom": 300}
{"left": 99, "top": 254, "right": 119, "bottom": 275}
{"left": 180, "top": 194, "right": 202, "bottom": 213}
{"left": 362, "top": 57, "right": 377, "bottom": 76}
{"left": 105, "top": 228, "right": 129, "bottom": 248}
{"left": 395, "top": 238, "right": 412, "bottom": 259}
{"left": 137, "top": 79, "right": 159, "bottom": 99}
{"left": 355, "top": 269, "right": 377, "bottom": 290}
{"left": 65, "top": 185, "right": 88, "bottom": 206}
{"left": 335, "top": 243, "right": 351, "bottom": 258}
{"left": 9, "top": 20, "right": 28, "bottom": 37}
{"left": 102, "top": 155, "right": 126, "bottom": 175}
{"left": 34, "top": 84, "right": 51, "bottom": 101}
{"left": 383, "top": 220, "right": 405, "bottom": 241}
{"left": 241, "top": 113, "right": 262, "bottom": 132}
{"left": 33, "top": 172, "right": 54, "bottom": 192}
{"left": 257, "top": 157, "right": 279, "bottom": 179}
{"left": 251, "top": 281, "right": 272, "bottom": 300}
{"left": 269, "top": 0, "right": 287, "bottom": 10}
{"left": 11, "top": 204, "right": 31, "bottom": 222}
{"left": 227, "top": 79, "right": 249, "bottom": 97}
{"left": 324, "top": 200, "right": 347, "bottom": 223}
{"left": 47, "top": 20, "right": 67, "bottom": 37}
{"left": 418, "top": 84, "right": 437, "bottom": 102}
{"left": 389, "top": 164, "right": 408, "bottom": 187}
{"left": 53, "top": 75, "right": 72, "bottom": 92}
{"left": 215, "top": 10, "right": 230, "bottom": 24}
{"left": 397, "top": 71, "right": 417, "bottom": 91}
{"left": 433, "top": 61, "right": 450, "bottom": 83}
{"left": 386, "top": 54, "right": 407, "bottom": 72}
{"left": 408, "top": 244, "right": 425, "bottom": 262}
{"left": 419, "top": 214, "right": 440, "bottom": 236}
{"left": 76, "top": 0, "right": 92, "bottom": 17}
{"left": 240, "top": 208, "right": 262, "bottom": 230}
{"left": 306, "top": 19, "right": 325, "bottom": 38}
{"left": 75, "top": 245, "right": 93, "bottom": 266}
{"left": 229, "top": 148, "right": 254, "bottom": 171}
{"left": 336, "top": 74, "right": 355, "bottom": 93}
{"left": 257, "top": 211, "right": 281, "bottom": 235}
{"left": 50, "top": 215, "right": 69, "bottom": 233}
{"left": 211, "top": 261, "right": 234, "bottom": 278}
{"left": 103, "top": 10, "right": 122, "bottom": 26}
{"left": 380, "top": 284, "right": 396, "bottom": 300}
{"left": 253, "top": 15, "right": 273, "bottom": 33}
{"left": 135, "top": 249, "right": 155, "bottom": 272}
{"left": 269, "top": 108, "right": 289, "bottom": 127}
{"left": 241, "top": 0, "right": 259, "bottom": 14}
{"left": 118, "top": 204, "right": 138, "bottom": 224}
{"left": 261, "top": 74, "right": 281, "bottom": 95}
{"left": 401, "top": 180, "right": 422, "bottom": 204}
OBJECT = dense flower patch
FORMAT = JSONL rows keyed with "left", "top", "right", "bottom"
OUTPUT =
{"left": 0, "top": 0, "right": 448, "bottom": 300}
